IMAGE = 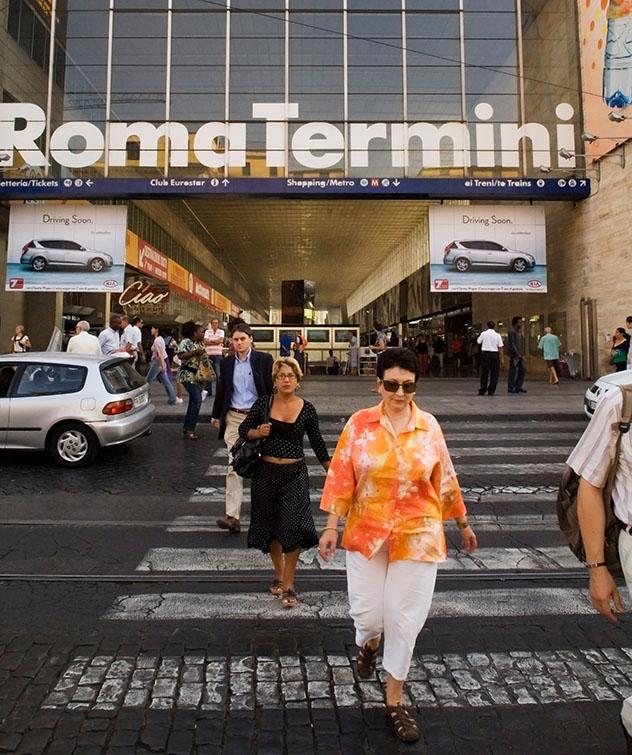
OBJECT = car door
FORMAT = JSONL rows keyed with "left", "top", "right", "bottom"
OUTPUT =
{"left": 487, "top": 242, "right": 507, "bottom": 267}
{"left": 64, "top": 241, "right": 85, "bottom": 267}
{"left": 0, "top": 364, "right": 19, "bottom": 447}
{"left": 41, "top": 240, "right": 64, "bottom": 265}
{"left": 464, "top": 241, "right": 486, "bottom": 265}
{"left": 8, "top": 363, "right": 63, "bottom": 449}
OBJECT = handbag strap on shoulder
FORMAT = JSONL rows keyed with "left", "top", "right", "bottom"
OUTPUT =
{"left": 263, "top": 394, "right": 273, "bottom": 423}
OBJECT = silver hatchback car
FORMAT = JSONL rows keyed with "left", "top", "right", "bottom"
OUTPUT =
{"left": 0, "top": 353, "right": 154, "bottom": 466}
{"left": 20, "top": 239, "right": 114, "bottom": 273}
{"left": 443, "top": 240, "right": 536, "bottom": 273}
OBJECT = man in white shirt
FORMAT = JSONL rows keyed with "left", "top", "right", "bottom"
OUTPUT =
{"left": 476, "top": 321, "right": 505, "bottom": 396}
{"left": 569, "top": 386, "right": 632, "bottom": 746}
{"left": 202, "top": 317, "right": 224, "bottom": 400}
{"left": 120, "top": 315, "right": 144, "bottom": 366}
{"left": 98, "top": 314, "right": 125, "bottom": 356}
{"left": 67, "top": 321, "right": 102, "bottom": 355}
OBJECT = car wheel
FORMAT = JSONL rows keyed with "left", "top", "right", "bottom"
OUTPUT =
{"left": 31, "top": 256, "right": 47, "bottom": 272}
{"left": 89, "top": 258, "right": 105, "bottom": 272}
{"left": 455, "top": 257, "right": 471, "bottom": 272}
{"left": 512, "top": 258, "right": 527, "bottom": 272}
{"left": 48, "top": 422, "right": 99, "bottom": 467}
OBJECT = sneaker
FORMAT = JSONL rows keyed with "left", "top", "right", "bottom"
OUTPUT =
{"left": 174, "top": 397, "right": 184, "bottom": 404}
{"left": 201, "top": 390, "right": 208, "bottom": 401}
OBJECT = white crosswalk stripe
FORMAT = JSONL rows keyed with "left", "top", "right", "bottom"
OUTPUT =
{"left": 134, "top": 546, "right": 580, "bottom": 573}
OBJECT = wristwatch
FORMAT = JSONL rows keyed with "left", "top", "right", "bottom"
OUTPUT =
{"left": 456, "top": 520, "right": 469, "bottom": 530}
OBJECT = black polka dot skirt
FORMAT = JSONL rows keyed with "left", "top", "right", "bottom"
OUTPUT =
{"left": 247, "top": 460, "right": 318, "bottom": 554}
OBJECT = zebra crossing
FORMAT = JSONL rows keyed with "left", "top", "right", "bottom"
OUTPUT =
{"left": 103, "top": 414, "right": 587, "bottom": 617}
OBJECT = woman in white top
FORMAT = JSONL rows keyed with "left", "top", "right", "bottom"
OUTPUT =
{"left": 145, "top": 326, "right": 182, "bottom": 405}
{"left": 11, "top": 325, "right": 31, "bottom": 353}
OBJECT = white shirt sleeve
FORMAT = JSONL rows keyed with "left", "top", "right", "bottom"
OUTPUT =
{"left": 567, "top": 388, "right": 622, "bottom": 488}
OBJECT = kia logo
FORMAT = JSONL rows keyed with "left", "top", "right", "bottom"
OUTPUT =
{"left": 528, "top": 279, "right": 542, "bottom": 289}
{"left": 104, "top": 279, "right": 119, "bottom": 289}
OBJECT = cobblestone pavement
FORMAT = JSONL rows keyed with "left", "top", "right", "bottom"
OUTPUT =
{"left": 0, "top": 382, "right": 627, "bottom": 753}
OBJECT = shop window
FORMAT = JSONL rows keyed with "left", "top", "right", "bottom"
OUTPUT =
{"left": 6, "top": 0, "right": 53, "bottom": 74}
{"left": 126, "top": 141, "right": 141, "bottom": 162}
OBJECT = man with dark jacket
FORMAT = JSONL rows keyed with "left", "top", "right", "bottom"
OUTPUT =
{"left": 507, "top": 315, "right": 527, "bottom": 394}
{"left": 211, "top": 324, "right": 274, "bottom": 533}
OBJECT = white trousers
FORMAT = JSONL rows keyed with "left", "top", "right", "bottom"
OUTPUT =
{"left": 619, "top": 532, "right": 632, "bottom": 735}
{"left": 346, "top": 546, "right": 438, "bottom": 681}
{"left": 224, "top": 410, "right": 245, "bottom": 520}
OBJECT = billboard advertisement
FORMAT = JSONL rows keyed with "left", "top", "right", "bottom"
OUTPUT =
{"left": 579, "top": 1, "right": 632, "bottom": 162}
{"left": 429, "top": 206, "right": 547, "bottom": 294}
{"left": 5, "top": 204, "right": 127, "bottom": 292}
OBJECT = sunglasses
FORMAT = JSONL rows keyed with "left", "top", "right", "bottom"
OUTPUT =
{"left": 381, "top": 379, "right": 417, "bottom": 394}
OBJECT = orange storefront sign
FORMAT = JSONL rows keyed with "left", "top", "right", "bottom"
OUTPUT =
{"left": 168, "top": 259, "right": 189, "bottom": 293}
{"left": 212, "top": 290, "right": 231, "bottom": 314}
{"left": 125, "top": 230, "right": 139, "bottom": 268}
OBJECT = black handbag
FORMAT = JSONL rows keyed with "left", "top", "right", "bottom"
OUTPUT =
{"left": 229, "top": 396, "right": 272, "bottom": 478}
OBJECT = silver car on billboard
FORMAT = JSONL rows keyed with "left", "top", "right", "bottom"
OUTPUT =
{"left": 0, "top": 353, "right": 154, "bottom": 466}
{"left": 443, "top": 240, "right": 536, "bottom": 273}
{"left": 20, "top": 239, "right": 114, "bottom": 272}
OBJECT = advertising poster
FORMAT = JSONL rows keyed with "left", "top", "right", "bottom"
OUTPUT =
{"left": 5, "top": 204, "right": 127, "bottom": 292}
{"left": 579, "top": 0, "right": 632, "bottom": 162}
{"left": 429, "top": 205, "right": 547, "bottom": 293}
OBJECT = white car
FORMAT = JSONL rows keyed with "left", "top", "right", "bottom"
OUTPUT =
{"left": 20, "top": 239, "right": 114, "bottom": 272}
{"left": 443, "top": 240, "right": 536, "bottom": 273}
{"left": 584, "top": 368, "right": 632, "bottom": 418}
{"left": 0, "top": 353, "right": 154, "bottom": 466}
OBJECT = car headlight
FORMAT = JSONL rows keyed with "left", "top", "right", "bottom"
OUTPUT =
{"left": 589, "top": 383, "right": 600, "bottom": 395}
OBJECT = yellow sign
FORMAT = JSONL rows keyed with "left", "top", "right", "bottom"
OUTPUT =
{"left": 168, "top": 258, "right": 189, "bottom": 293}
{"left": 212, "top": 290, "right": 231, "bottom": 314}
{"left": 125, "top": 230, "right": 139, "bottom": 268}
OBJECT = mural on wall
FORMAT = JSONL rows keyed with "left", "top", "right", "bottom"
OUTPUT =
{"left": 580, "top": 0, "right": 632, "bottom": 162}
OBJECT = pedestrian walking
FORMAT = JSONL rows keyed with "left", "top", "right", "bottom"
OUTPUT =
{"left": 477, "top": 321, "right": 505, "bottom": 396}
{"left": 538, "top": 326, "right": 562, "bottom": 385}
{"left": 291, "top": 330, "right": 306, "bottom": 372}
{"left": 414, "top": 335, "right": 429, "bottom": 376}
{"left": 239, "top": 357, "right": 330, "bottom": 608}
{"left": 568, "top": 385, "right": 632, "bottom": 750}
{"left": 11, "top": 325, "right": 31, "bottom": 353}
{"left": 318, "top": 348, "right": 477, "bottom": 743}
{"left": 507, "top": 315, "right": 527, "bottom": 393}
{"left": 326, "top": 349, "right": 340, "bottom": 375}
{"left": 372, "top": 323, "right": 387, "bottom": 354}
{"left": 432, "top": 334, "right": 446, "bottom": 375}
{"left": 611, "top": 327, "right": 630, "bottom": 372}
{"left": 280, "top": 330, "right": 292, "bottom": 358}
{"left": 120, "top": 315, "right": 144, "bottom": 367}
{"left": 451, "top": 334, "right": 463, "bottom": 375}
{"left": 626, "top": 315, "right": 632, "bottom": 370}
{"left": 211, "top": 324, "right": 274, "bottom": 533}
{"left": 66, "top": 321, "right": 102, "bottom": 355}
{"left": 345, "top": 331, "right": 359, "bottom": 376}
{"left": 177, "top": 321, "right": 212, "bottom": 440}
{"left": 202, "top": 317, "right": 225, "bottom": 400}
{"left": 146, "top": 325, "right": 182, "bottom": 405}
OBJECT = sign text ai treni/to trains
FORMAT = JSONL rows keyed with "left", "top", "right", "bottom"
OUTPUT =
{"left": 0, "top": 102, "right": 578, "bottom": 171}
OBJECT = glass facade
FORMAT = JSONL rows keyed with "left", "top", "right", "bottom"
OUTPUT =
{"left": 3, "top": 0, "right": 581, "bottom": 179}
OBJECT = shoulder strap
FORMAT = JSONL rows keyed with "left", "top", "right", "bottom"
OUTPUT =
{"left": 263, "top": 394, "right": 273, "bottom": 423}
{"left": 604, "top": 385, "right": 632, "bottom": 499}
{"left": 620, "top": 384, "right": 632, "bottom": 430}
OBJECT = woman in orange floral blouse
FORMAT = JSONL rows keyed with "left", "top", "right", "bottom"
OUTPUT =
{"left": 318, "top": 348, "right": 477, "bottom": 743}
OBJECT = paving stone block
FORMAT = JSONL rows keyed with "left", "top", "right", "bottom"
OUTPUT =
{"left": 139, "top": 725, "right": 170, "bottom": 752}
{"left": 14, "top": 730, "right": 51, "bottom": 753}
{"left": 165, "top": 731, "right": 194, "bottom": 755}
{"left": 45, "top": 740, "right": 78, "bottom": 755}
{"left": 0, "top": 733, "right": 22, "bottom": 752}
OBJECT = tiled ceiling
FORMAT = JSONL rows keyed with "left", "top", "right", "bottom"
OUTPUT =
{"left": 167, "top": 198, "right": 427, "bottom": 310}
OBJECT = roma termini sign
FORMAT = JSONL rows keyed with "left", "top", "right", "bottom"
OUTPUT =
{"left": 0, "top": 102, "right": 581, "bottom": 171}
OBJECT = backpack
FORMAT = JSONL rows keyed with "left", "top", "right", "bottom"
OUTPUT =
{"left": 557, "top": 384, "right": 632, "bottom": 576}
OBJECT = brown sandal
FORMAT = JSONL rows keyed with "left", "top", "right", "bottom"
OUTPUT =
{"left": 386, "top": 705, "right": 421, "bottom": 743}
{"left": 269, "top": 579, "right": 283, "bottom": 597}
{"left": 356, "top": 639, "right": 380, "bottom": 679}
{"left": 281, "top": 589, "right": 297, "bottom": 608}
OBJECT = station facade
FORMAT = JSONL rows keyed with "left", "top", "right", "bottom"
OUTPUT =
{"left": 0, "top": 0, "right": 629, "bottom": 376}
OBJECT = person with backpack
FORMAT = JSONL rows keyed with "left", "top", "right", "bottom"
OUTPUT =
{"left": 565, "top": 383, "right": 632, "bottom": 746}
{"left": 11, "top": 324, "right": 31, "bottom": 353}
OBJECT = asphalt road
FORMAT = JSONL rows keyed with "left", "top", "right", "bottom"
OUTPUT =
{"left": 0, "top": 400, "right": 628, "bottom": 754}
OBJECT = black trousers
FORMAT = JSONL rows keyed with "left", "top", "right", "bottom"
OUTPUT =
{"left": 479, "top": 352, "right": 500, "bottom": 395}
{"left": 508, "top": 357, "right": 526, "bottom": 392}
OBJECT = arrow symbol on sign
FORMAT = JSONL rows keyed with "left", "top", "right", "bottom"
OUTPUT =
{"left": 222, "top": 179, "right": 230, "bottom": 186}
{"left": 86, "top": 179, "right": 94, "bottom": 187}
{"left": 393, "top": 179, "right": 401, "bottom": 187}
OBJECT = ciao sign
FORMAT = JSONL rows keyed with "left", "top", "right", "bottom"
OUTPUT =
{"left": 119, "top": 280, "right": 170, "bottom": 308}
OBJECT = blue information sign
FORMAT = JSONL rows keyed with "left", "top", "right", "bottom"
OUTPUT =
{"left": 0, "top": 176, "right": 590, "bottom": 200}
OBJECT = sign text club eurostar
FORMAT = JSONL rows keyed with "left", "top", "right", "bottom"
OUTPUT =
{"left": 0, "top": 102, "right": 579, "bottom": 171}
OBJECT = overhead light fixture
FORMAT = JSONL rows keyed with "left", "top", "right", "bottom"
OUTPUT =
{"left": 582, "top": 132, "right": 599, "bottom": 143}
{"left": 558, "top": 147, "right": 575, "bottom": 160}
{"left": 608, "top": 111, "right": 627, "bottom": 123}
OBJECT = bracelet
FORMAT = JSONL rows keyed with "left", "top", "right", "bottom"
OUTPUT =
{"left": 322, "top": 527, "right": 339, "bottom": 535}
{"left": 456, "top": 520, "right": 469, "bottom": 530}
{"left": 585, "top": 561, "right": 607, "bottom": 569}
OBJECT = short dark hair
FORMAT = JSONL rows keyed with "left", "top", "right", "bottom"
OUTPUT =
{"left": 132, "top": 316, "right": 143, "bottom": 326}
{"left": 511, "top": 315, "right": 522, "bottom": 326}
{"left": 627, "top": 316, "right": 632, "bottom": 325}
{"left": 232, "top": 323, "right": 253, "bottom": 338}
{"left": 181, "top": 320, "right": 201, "bottom": 340}
{"left": 376, "top": 348, "right": 419, "bottom": 380}
{"left": 487, "top": 321, "right": 495, "bottom": 329}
